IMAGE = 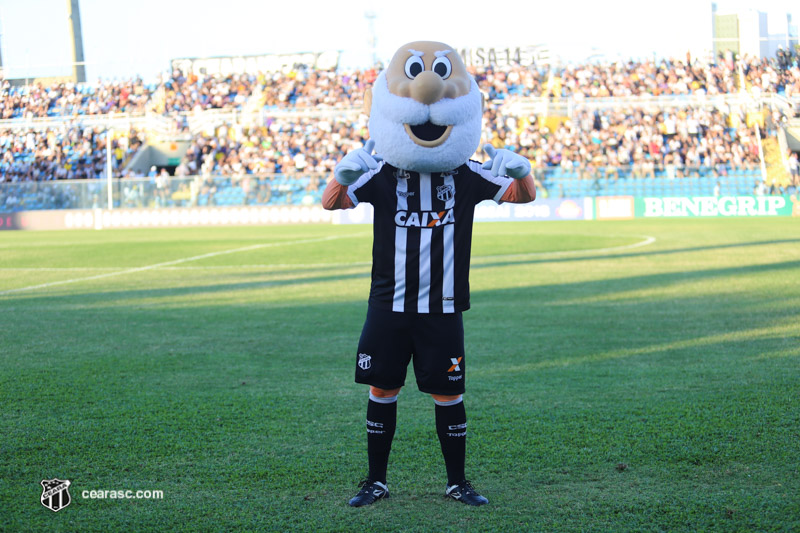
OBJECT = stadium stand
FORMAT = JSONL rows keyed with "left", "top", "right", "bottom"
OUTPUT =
{"left": 1, "top": 49, "right": 798, "bottom": 212}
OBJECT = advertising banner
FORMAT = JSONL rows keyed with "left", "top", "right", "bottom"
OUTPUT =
{"left": 0, "top": 206, "right": 333, "bottom": 231}
{"left": 3, "top": 195, "right": 795, "bottom": 230}
{"left": 595, "top": 196, "right": 635, "bottom": 220}
{"left": 635, "top": 196, "right": 796, "bottom": 218}
{"left": 332, "top": 198, "right": 591, "bottom": 225}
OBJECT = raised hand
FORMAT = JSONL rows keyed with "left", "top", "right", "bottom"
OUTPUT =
{"left": 334, "top": 139, "right": 384, "bottom": 185}
{"left": 481, "top": 144, "right": 531, "bottom": 179}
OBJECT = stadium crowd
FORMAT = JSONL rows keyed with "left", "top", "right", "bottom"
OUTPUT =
{"left": 1, "top": 48, "right": 798, "bottom": 211}
{"left": 490, "top": 105, "right": 762, "bottom": 178}
{"left": 157, "top": 68, "right": 378, "bottom": 112}
{"left": 2, "top": 51, "right": 798, "bottom": 120}
{"left": 0, "top": 78, "right": 152, "bottom": 118}
{"left": 477, "top": 53, "right": 800, "bottom": 100}
{"left": 0, "top": 126, "right": 144, "bottom": 182}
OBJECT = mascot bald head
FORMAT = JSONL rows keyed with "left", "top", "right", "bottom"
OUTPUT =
{"left": 364, "top": 41, "right": 483, "bottom": 173}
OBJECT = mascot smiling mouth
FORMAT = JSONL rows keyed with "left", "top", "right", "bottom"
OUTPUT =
{"left": 404, "top": 122, "right": 453, "bottom": 146}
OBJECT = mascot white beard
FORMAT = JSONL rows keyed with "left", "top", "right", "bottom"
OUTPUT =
{"left": 368, "top": 70, "right": 483, "bottom": 174}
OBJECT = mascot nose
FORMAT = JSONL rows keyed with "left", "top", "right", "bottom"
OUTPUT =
{"left": 409, "top": 71, "right": 445, "bottom": 105}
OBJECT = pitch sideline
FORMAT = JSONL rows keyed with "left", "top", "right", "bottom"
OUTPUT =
{"left": 0, "top": 235, "right": 656, "bottom": 283}
{"left": 0, "top": 235, "right": 362, "bottom": 295}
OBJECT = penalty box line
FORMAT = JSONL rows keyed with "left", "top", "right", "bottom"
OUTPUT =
{"left": 0, "top": 235, "right": 357, "bottom": 296}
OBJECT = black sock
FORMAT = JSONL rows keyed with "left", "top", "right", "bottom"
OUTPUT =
{"left": 435, "top": 399, "right": 467, "bottom": 486}
{"left": 366, "top": 396, "right": 397, "bottom": 484}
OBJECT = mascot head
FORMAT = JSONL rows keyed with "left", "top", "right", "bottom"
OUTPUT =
{"left": 365, "top": 41, "right": 482, "bottom": 173}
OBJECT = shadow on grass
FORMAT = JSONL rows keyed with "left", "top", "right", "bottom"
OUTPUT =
{"left": 472, "top": 237, "right": 800, "bottom": 270}
{"left": 3, "top": 253, "right": 798, "bottom": 374}
{"left": 3, "top": 244, "right": 800, "bottom": 532}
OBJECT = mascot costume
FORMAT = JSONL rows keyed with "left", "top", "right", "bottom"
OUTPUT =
{"left": 323, "top": 41, "right": 536, "bottom": 507}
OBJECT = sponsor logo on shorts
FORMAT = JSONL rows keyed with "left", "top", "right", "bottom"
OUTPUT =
{"left": 448, "top": 375, "right": 463, "bottom": 382}
{"left": 358, "top": 353, "right": 372, "bottom": 370}
{"left": 448, "top": 357, "right": 462, "bottom": 372}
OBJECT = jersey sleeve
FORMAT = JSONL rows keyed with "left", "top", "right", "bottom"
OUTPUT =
{"left": 466, "top": 160, "right": 514, "bottom": 204}
{"left": 347, "top": 162, "right": 385, "bottom": 206}
{"left": 321, "top": 179, "right": 354, "bottom": 210}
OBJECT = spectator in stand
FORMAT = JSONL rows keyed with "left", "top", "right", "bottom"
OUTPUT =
{"left": 788, "top": 152, "right": 799, "bottom": 188}
{"left": 0, "top": 126, "right": 144, "bottom": 183}
{"left": 0, "top": 78, "right": 151, "bottom": 118}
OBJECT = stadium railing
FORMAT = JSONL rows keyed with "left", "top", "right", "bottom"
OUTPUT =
{"left": 0, "top": 111, "right": 177, "bottom": 135}
{"left": 0, "top": 168, "right": 778, "bottom": 213}
{"left": 0, "top": 173, "right": 324, "bottom": 212}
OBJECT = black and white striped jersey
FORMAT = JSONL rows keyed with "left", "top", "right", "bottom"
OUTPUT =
{"left": 347, "top": 160, "right": 513, "bottom": 314}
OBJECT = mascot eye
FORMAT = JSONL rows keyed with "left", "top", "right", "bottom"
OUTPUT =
{"left": 432, "top": 56, "right": 452, "bottom": 79}
{"left": 404, "top": 56, "right": 425, "bottom": 79}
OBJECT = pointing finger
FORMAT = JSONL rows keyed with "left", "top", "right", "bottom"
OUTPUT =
{"left": 357, "top": 151, "right": 378, "bottom": 170}
{"left": 491, "top": 152, "right": 504, "bottom": 176}
{"left": 482, "top": 144, "right": 496, "bottom": 158}
{"left": 364, "top": 139, "right": 375, "bottom": 154}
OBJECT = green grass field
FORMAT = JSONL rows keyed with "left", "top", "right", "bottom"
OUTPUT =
{"left": 1, "top": 218, "right": 799, "bottom": 532}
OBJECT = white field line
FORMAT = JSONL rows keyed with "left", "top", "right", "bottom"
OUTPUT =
{"left": 471, "top": 235, "right": 657, "bottom": 263}
{"left": 0, "top": 235, "right": 358, "bottom": 296}
{"left": 0, "top": 236, "right": 657, "bottom": 277}
{"left": 0, "top": 267, "right": 125, "bottom": 271}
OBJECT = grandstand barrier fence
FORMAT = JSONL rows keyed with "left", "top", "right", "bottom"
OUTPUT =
{"left": 1, "top": 166, "right": 790, "bottom": 213}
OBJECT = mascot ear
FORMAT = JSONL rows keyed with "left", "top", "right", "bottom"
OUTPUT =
{"left": 363, "top": 87, "right": 372, "bottom": 117}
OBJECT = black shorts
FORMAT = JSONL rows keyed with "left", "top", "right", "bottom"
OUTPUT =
{"left": 355, "top": 306, "right": 465, "bottom": 395}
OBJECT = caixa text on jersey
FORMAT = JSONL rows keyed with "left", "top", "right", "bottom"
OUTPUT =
{"left": 394, "top": 209, "right": 455, "bottom": 228}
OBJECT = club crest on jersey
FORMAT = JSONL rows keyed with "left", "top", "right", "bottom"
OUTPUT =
{"left": 395, "top": 208, "right": 455, "bottom": 228}
{"left": 394, "top": 169, "right": 411, "bottom": 180}
{"left": 436, "top": 183, "right": 455, "bottom": 202}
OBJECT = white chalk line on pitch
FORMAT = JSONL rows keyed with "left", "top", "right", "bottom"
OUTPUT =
{"left": 471, "top": 235, "right": 657, "bottom": 263}
{"left": 0, "top": 235, "right": 657, "bottom": 278}
{"left": 0, "top": 235, "right": 362, "bottom": 296}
